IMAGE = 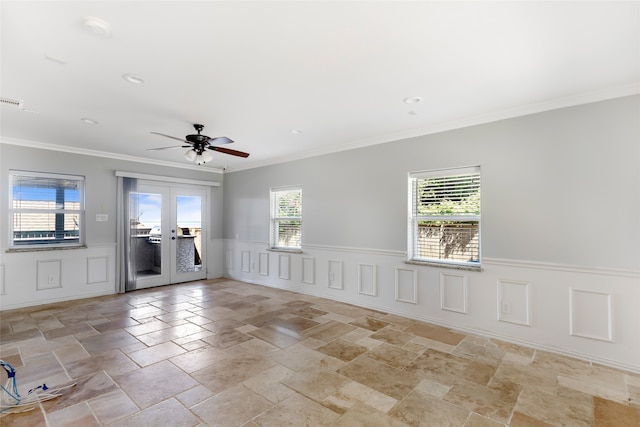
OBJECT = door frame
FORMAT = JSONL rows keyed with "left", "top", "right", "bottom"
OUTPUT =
{"left": 133, "top": 180, "right": 209, "bottom": 289}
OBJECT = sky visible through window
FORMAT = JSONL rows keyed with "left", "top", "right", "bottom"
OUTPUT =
{"left": 130, "top": 193, "right": 201, "bottom": 229}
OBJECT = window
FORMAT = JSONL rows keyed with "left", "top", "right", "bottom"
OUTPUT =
{"left": 408, "top": 166, "right": 480, "bottom": 267}
{"left": 9, "top": 171, "right": 85, "bottom": 248}
{"left": 269, "top": 186, "right": 302, "bottom": 250}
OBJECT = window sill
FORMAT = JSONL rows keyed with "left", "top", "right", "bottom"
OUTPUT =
{"left": 405, "top": 259, "right": 483, "bottom": 272}
{"left": 6, "top": 245, "right": 88, "bottom": 253}
{"left": 267, "top": 247, "right": 303, "bottom": 254}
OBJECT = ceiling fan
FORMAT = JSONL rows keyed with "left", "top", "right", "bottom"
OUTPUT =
{"left": 149, "top": 123, "right": 249, "bottom": 164}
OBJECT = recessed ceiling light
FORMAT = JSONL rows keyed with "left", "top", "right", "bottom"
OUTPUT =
{"left": 403, "top": 96, "right": 422, "bottom": 104}
{"left": 122, "top": 74, "right": 145, "bottom": 84}
{"left": 80, "top": 118, "right": 98, "bottom": 124}
{"left": 83, "top": 16, "right": 112, "bottom": 38}
{"left": 44, "top": 54, "right": 67, "bottom": 64}
{"left": 290, "top": 129, "right": 303, "bottom": 134}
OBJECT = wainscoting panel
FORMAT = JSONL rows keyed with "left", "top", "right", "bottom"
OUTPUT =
{"left": 241, "top": 251, "right": 251, "bottom": 273}
{"left": 497, "top": 279, "right": 531, "bottom": 326}
{"left": 37, "top": 259, "right": 62, "bottom": 290}
{"left": 225, "top": 249, "right": 234, "bottom": 270}
{"left": 570, "top": 288, "right": 614, "bottom": 342}
{"left": 328, "top": 260, "right": 343, "bottom": 290}
{"left": 358, "top": 263, "right": 377, "bottom": 296}
{"left": 395, "top": 267, "right": 417, "bottom": 304}
{"left": 279, "top": 254, "right": 291, "bottom": 280}
{"left": 222, "top": 240, "right": 640, "bottom": 373}
{"left": 259, "top": 252, "right": 269, "bottom": 276}
{"left": 440, "top": 272, "right": 468, "bottom": 314}
{"left": 87, "top": 256, "right": 109, "bottom": 284}
{"left": 302, "top": 257, "right": 315, "bottom": 284}
{"left": 0, "top": 264, "right": 5, "bottom": 295}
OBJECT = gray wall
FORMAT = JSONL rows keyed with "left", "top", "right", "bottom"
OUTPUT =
{"left": 223, "top": 95, "right": 640, "bottom": 271}
{"left": 0, "top": 145, "right": 224, "bottom": 246}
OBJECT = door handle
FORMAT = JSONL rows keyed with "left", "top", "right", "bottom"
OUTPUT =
{"left": 171, "top": 236, "right": 176, "bottom": 240}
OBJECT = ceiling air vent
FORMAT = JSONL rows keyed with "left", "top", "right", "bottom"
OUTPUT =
{"left": 1, "top": 97, "right": 24, "bottom": 109}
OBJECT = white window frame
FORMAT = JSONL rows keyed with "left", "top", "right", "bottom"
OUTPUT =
{"left": 8, "top": 170, "right": 85, "bottom": 249}
{"left": 408, "top": 166, "right": 481, "bottom": 269}
{"left": 269, "top": 186, "right": 302, "bottom": 251}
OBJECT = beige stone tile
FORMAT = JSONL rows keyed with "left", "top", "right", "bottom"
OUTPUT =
{"left": 128, "top": 341, "right": 186, "bottom": 367}
{"left": 338, "top": 355, "right": 420, "bottom": 400}
{"left": 304, "top": 320, "right": 357, "bottom": 342}
{"left": 317, "top": 339, "right": 369, "bottom": 362}
{"left": 191, "top": 355, "right": 276, "bottom": 395}
{"left": 267, "top": 342, "right": 325, "bottom": 371}
{"left": 389, "top": 389, "right": 470, "bottom": 427}
{"left": 253, "top": 392, "right": 341, "bottom": 426}
{"left": 509, "top": 412, "right": 555, "bottom": 426}
{"left": 176, "top": 385, "right": 214, "bottom": 408}
{"left": 65, "top": 349, "right": 138, "bottom": 378}
{"left": 453, "top": 339, "right": 505, "bottom": 367}
{"left": 405, "top": 323, "right": 466, "bottom": 346}
{"left": 594, "top": 396, "right": 640, "bottom": 427}
{"left": 79, "top": 329, "right": 140, "bottom": 354}
{"left": 443, "top": 379, "right": 521, "bottom": 424}
{"left": 46, "top": 402, "right": 100, "bottom": 427}
{"left": 333, "top": 402, "right": 410, "bottom": 426}
{"left": 124, "top": 319, "right": 172, "bottom": 336}
{"left": 410, "top": 335, "right": 457, "bottom": 353}
{"left": 136, "top": 323, "right": 207, "bottom": 346}
{"left": 169, "top": 345, "right": 229, "bottom": 373}
{"left": 514, "top": 386, "right": 594, "bottom": 427}
{"left": 243, "top": 364, "right": 296, "bottom": 403}
{"left": 340, "top": 381, "right": 398, "bottom": 413}
{"left": 415, "top": 379, "right": 451, "bottom": 398}
{"left": 283, "top": 366, "right": 351, "bottom": 402}
{"left": 366, "top": 343, "right": 419, "bottom": 369}
{"left": 464, "top": 412, "right": 506, "bottom": 427}
{"left": 114, "top": 360, "right": 198, "bottom": 409}
{"left": 321, "top": 390, "right": 359, "bottom": 414}
{"left": 42, "top": 371, "right": 118, "bottom": 414}
{"left": 54, "top": 342, "right": 91, "bottom": 364}
{"left": 110, "top": 398, "right": 200, "bottom": 427}
{"left": 350, "top": 316, "right": 390, "bottom": 332}
{"left": 191, "top": 384, "right": 272, "bottom": 426}
{"left": 248, "top": 325, "right": 301, "bottom": 348}
{"left": 89, "top": 389, "right": 139, "bottom": 425}
{"left": 370, "top": 327, "right": 415, "bottom": 347}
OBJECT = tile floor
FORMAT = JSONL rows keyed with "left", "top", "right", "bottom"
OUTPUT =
{"left": 1, "top": 279, "right": 639, "bottom": 426}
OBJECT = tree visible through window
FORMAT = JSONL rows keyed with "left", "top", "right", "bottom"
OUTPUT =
{"left": 9, "top": 171, "right": 85, "bottom": 248}
{"left": 270, "top": 187, "right": 302, "bottom": 249}
{"left": 409, "top": 166, "right": 480, "bottom": 266}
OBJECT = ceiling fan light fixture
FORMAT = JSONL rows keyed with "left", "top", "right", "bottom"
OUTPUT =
{"left": 202, "top": 151, "right": 214, "bottom": 163}
{"left": 184, "top": 149, "right": 197, "bottom": 161}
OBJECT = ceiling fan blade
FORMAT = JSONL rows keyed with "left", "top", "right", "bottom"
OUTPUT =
{"left": 209, "top": 146, "right": 250, "bottom": 158}
{"left": 147, "top": 145, "right": 190, "bottom": 151}
{"left": 150, "top": 132, "right": 189, "bottom": 143}
{"left": 207, "top": 136, "right": 234, "bottom": 145}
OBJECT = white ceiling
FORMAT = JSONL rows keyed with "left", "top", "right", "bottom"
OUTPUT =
{"left": 2, "top": 1, "right": 639, "bottom": 172}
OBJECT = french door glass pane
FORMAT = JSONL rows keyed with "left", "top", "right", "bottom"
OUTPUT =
{"left": 176, "top": 195, "right": 202, "bottom": 273}
{"left": 130, "top": 192, "right": 163, "bottom": 278}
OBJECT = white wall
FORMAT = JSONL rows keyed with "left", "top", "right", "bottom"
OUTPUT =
{"left": 0, "top": 145, "right": 225, "bottom": 309}
{"left": 222, "top": 95, "right": 640, "bottom": 373}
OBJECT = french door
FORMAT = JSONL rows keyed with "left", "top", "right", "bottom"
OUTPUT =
{"left": 130, "top": 182, "right": 207, "bottom": 289}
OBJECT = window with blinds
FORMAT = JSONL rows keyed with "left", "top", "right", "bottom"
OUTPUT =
{"left": 269, "top": 186, "right": 302, "bottom": 250}
{"left": 9, "top": 171, "right": 85, "bottom": 248}
{"left": 408, "top": 166, "right": 480, "bottom": 267}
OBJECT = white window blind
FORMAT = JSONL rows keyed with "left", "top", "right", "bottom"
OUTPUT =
{"left": 408, "top": 166, "right": 481, "bottom": 266}
{"left": 270, "top": 186, "right": 302, "bottom": 249}
{"left": 9, "top": 170, "right": 85, "bottom": 248}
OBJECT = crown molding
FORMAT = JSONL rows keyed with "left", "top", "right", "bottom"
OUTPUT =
{"left": 0, "top": 137, "right": 224, "bottom": 174}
